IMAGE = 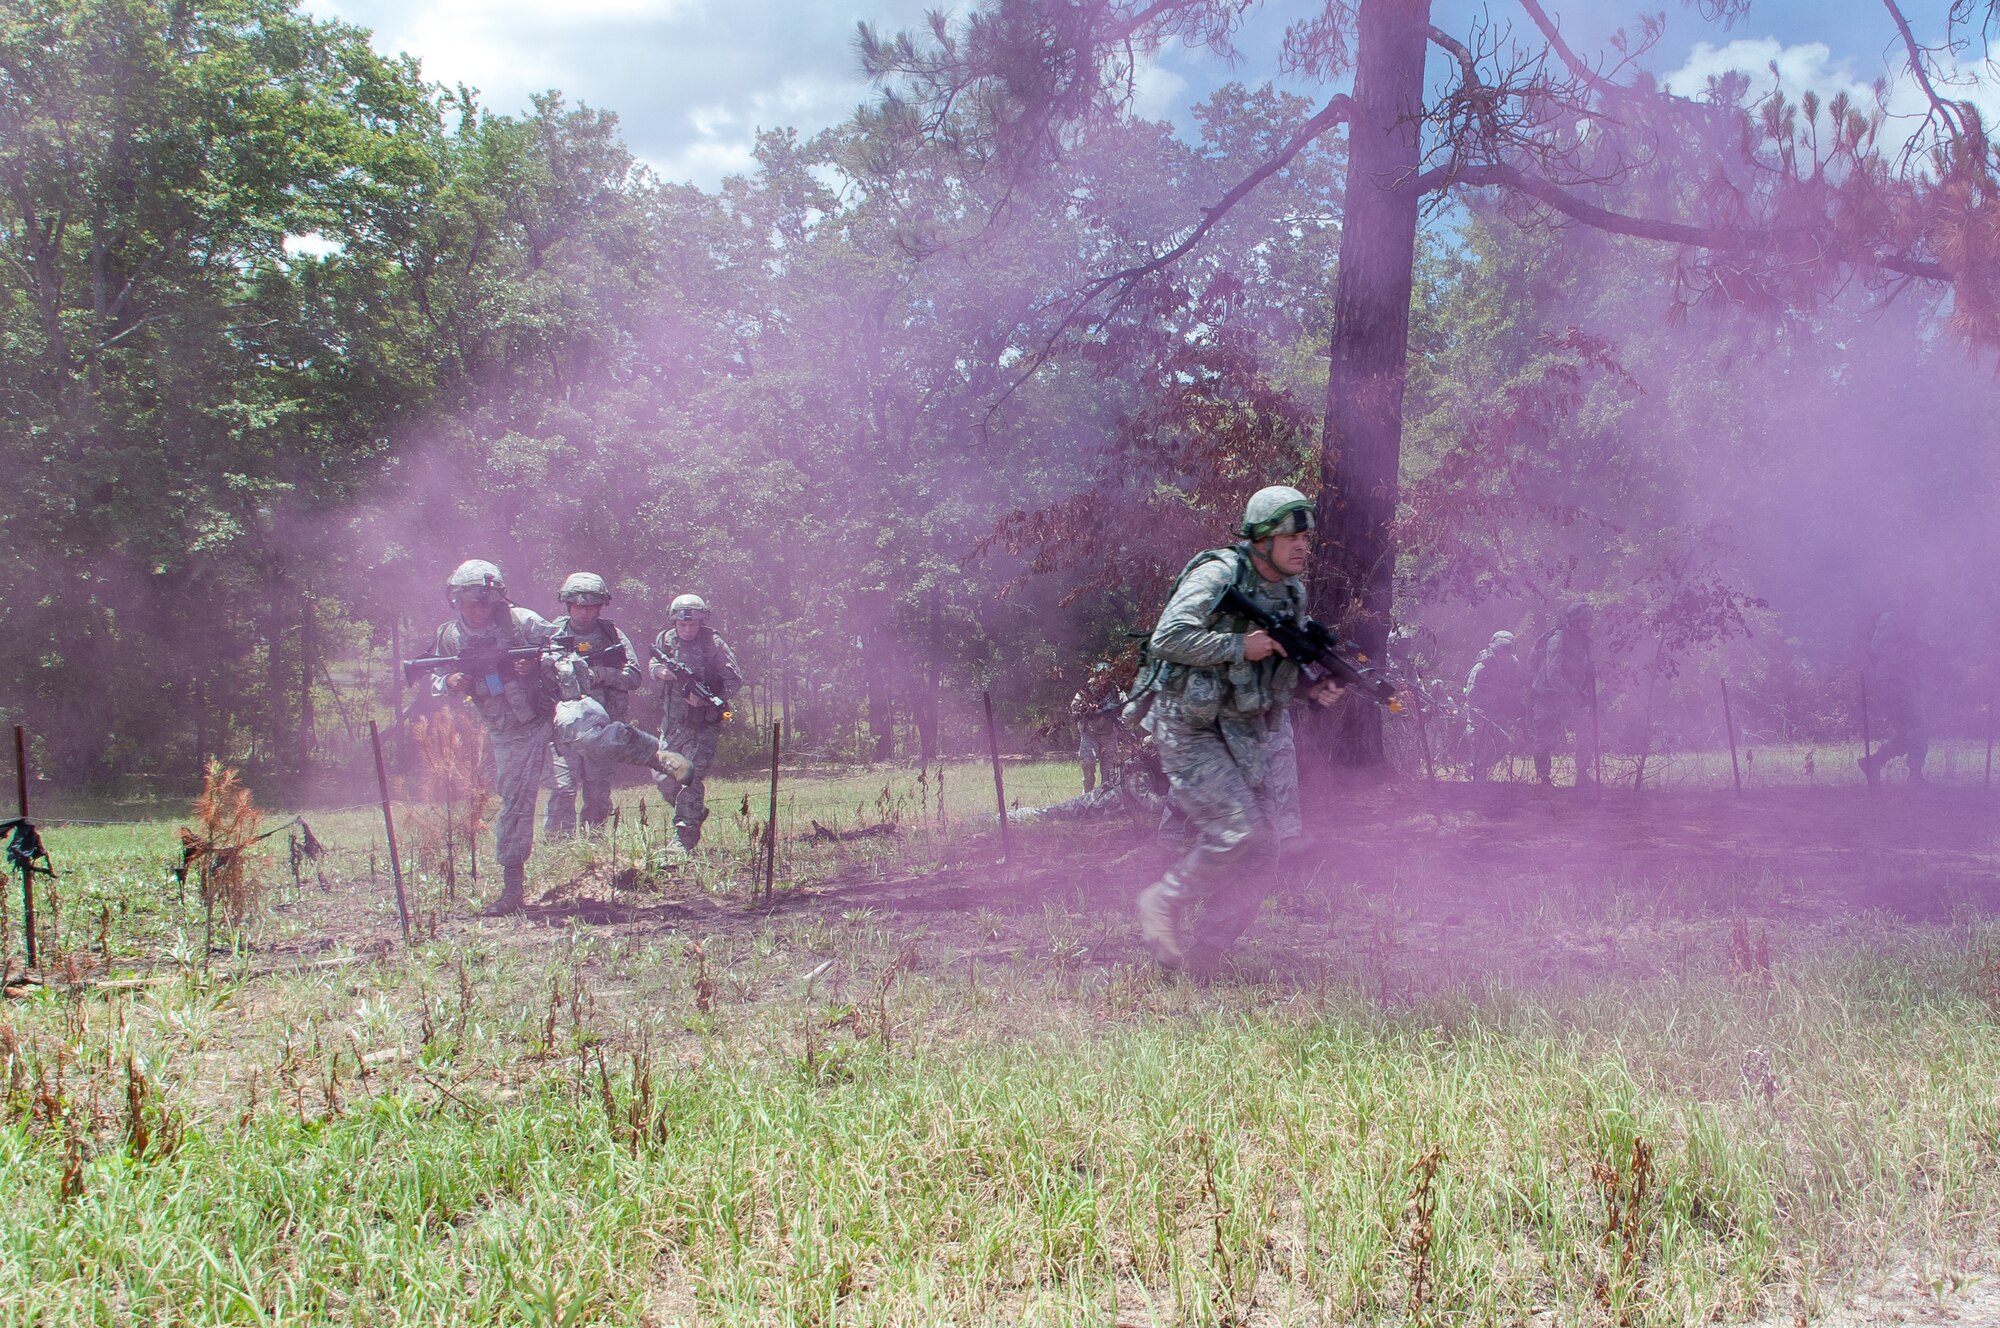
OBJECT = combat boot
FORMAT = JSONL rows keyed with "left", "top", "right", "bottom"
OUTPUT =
{"left": 481, "top": 864, "right": 526, "bottom": 917}
{"left": 1135, "top": 881, "right": 1185, "bottom": 970}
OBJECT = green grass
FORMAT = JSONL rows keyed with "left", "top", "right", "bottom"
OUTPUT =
{"left": 5, "top": 770, "right": 2000, "bottom": 1324}
{"left": 6, "top": 934, "right": 2000, "bottom": 1325}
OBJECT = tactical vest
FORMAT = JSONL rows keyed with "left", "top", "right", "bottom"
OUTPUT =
{"left": 555, "top": 616, "right": 630, "bottom": 720}
{"left": 654, "top": 627, "right": 732, "bottom": 726}
{"left": 1129, "top": 545, "right": 1303, "bottom": 724}
{"left": 435, "top": 607, "right": 554, "bottom": 728}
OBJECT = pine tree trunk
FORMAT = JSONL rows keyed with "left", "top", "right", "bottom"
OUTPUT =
{"left": 297, "top": 583, "right": 316, "bottom": 774}
{"left": 263, "top": 567, "right": 290, "bottom": 774}
{"left": 917, "top": 585, "right": 941, "bottom": 765}
{"left": 1313, "top": 0, "right": 1432, "bottom": 769}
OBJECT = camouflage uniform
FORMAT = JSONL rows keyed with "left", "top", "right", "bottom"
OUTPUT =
{"left": 1140, "top": 546, "right": 1305, "bottom": 968}
{"left": 1072, "top": 672, "right": 1124, "bottom": 792}
{"left": 1859, "top": 608, "right": 1930, "bottom": 785}
{"left": 430, "top": 605, "right": 556, "bottom": 873}
{"left": 652, "top": 624, "right": 743, "bottom": 848}
{"left": 1463, "top": 631, "right": 1525, "bottom": 782}
{"left": 1527, "top": 603, "right": 1597, "bottom": 787}
{"left": 543, "top": 615, "right": 647, "bottom": 835}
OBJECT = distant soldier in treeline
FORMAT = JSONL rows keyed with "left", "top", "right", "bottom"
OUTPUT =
{"left": 1071, "top": 662, "right": 1124, "bottom": 792}
{"left": 428, "top": 561, "right": 555, "bottom": 916}
{"left": 543, "top": 572, "right": 647, "bottom": 838}
{"left": 650, "top": 594, "right": 743, "bottom": 851}
{"left": 1527, "top": 601, "right": 1598, "bottom": 789}
{"left": 425, "top": 561, "right": 690, "bottom": 914}
{"left": 1462, "top": 629, "right": 1524, "bottom": 782}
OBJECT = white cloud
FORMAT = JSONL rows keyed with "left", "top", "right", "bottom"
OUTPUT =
{"left": 1132, "top": 53, "right": 1191, "bottom": 122}
{"left": 302, "top": 0, "right": 941, "bottom": 188}
{"left": 650, "top": 138, "right": 761, "bottom": 187}
{"left": 1665, "top": 36, "right": 2000, "bottom": 160}
{"left": 1665, "top": 38, "right": 1876, "bottom": 110}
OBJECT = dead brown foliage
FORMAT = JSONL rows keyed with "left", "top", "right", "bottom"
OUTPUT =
{"left": 409, "top": 703, "right": 494, "bottom": 899}
{"left": 177, "top": 761, "right": 265, "bottom": 943}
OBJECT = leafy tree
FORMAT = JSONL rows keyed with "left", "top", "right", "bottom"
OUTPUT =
{"left": 862, "top": 0, "right": 1990, "bottom": 764}
{"left": 0, "top": 0, "right": 440, "bottom": 780}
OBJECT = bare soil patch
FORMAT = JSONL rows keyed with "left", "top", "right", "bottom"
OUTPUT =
{"left": 443, "top": 781, "right": 2000, "bottom": 1002}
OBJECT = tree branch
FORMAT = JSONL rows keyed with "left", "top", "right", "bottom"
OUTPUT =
{"left": 981, "top": 92, "right": 1354, "bottom": 426}
{"left": 1079, "top": 93, "right": 1354, "bottom": 298}
{"left": 1438, "top": 161, "right": 1951, "bottom": 282}
{"left": 1426, "top": 25, "right": 1479, "bottom": 86}
{"left": 1514, "top": 0, "right": 1613, "bottom": 96}
{"left": 1882, "top": 0, "right": 1969, "bottom": 143}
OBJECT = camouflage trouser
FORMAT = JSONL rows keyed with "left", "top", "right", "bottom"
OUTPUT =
{"left": 1529, "top": 689, "right": 1597, "bottom": 787}
{"left": 663, "top": 719, "right": 723, "bottom": 847}
{"left": 1078, "top": 727, "right": 1117, "bottom": 792}
{"left": 544, "top": 741, "right": 605, "bottom": 837}
{"left": 484, "top": 721, "right": 554, "bottom": 868}
{"left": 546, "top": 699, "right": 657, "bottom": 835}
{"left": 1151, "top": 705, "right": 1300, "bottom": 954}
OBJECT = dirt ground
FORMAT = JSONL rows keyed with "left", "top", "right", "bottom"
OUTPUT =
{"left": 473, "top": 779, "right": 2000, "bottom": 1001}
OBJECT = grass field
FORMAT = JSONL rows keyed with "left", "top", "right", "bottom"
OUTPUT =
{"left": 3, "top": 758, "right": 1999, "bottom": 1325}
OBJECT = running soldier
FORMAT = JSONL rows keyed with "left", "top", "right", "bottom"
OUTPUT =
{"left": 428, "top": 560, "right": 555, "bottom": 916}
{"left": 1527, "top": 601, "right": 1598, "bottom": 788}
{"left": 1131, "top": 486, "right": 1343, "bottom": 976}
{"left": 542, "top": 572, "right": 655, "bottom": 837}
{"left": 649, "top": 594, "right": 743, "bottom": 850}
{"left": 1463, "top": 630, "right": 1525, "bottom": 782}
{"left": 1071, "top": 662, "right": 1124, "bottom": 792}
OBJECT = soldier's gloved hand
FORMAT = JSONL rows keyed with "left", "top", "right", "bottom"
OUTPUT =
{"left": 649, "top": 661, "right": 670, "bottom": 684}
{"left": 1243, "top": 630, "right": 1285, "bottom": 662}
{"left": 512, "top": 656, "right": 537, "bottom": 677}
{"left": 1305, "top": 679, "right": 1344, "bottom": 708}
{"left": 444, "top": 673, "right": 471, "bottom": 694}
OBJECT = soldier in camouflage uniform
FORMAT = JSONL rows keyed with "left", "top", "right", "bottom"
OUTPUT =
{"left": 1463, "top": 630, "right": 1525, "bottom": 782}
{"left": 543, "top": 572, "right": 683, "bottom": 837}
{"left": 1132, "top": 487, "right": 1344, "bottom": 976}
{"left": 429, "top": 560, "right": 557, "bottom": 916}
{"left": 649, "top": 594, "right": 743, "bottom": 850}
{"left": 1071, "top": 662, "right": 1124, "bottom": 792}
{"left": 1527, "top": 601, "right": 1598, "bottom": 788}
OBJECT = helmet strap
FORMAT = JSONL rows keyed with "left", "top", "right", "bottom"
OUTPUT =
{"left": 1247, "top": 536, "right": 1282, "bottom": 580}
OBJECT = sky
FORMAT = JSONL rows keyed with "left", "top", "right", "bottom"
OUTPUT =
{"left": 297, "top": 0, "right": 1963, "bottom": 189}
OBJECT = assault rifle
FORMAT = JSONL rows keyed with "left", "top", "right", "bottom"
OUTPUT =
{"left": 401, "top": 642, "right": 544, "bottom": 692}
{"left": 400, "top": 633, "right": 625, "bottom": 691}
{"left": 1214, "top": 585, "right": 1402, "bottom": 713}
{"left": 651, "top": 647, "right": 732, "bottom": 721}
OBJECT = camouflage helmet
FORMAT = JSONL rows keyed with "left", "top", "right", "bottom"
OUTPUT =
{"left": 668, "top": 593, "right": 710, "bottom": 622}
{"left": 1561, "top": 600, "right": 1594, "bottom": 627}
{"left": 1489, "top": 630, "right": 1516, "bottom": 649}
{"left": 558, "top": 571, "right": 611, "bottom": 606}
{"left": 1091, "top": 661, "right": 1114, "bottom": 676}
{"left": 1239, "top": 486, "right": 1315, "bottom": 540}
{"left": 446, "top": 559, "right": 505, "bottom": 603}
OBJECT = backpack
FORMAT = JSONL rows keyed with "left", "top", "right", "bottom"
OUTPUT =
{"left": 1126, "top": 546, "right": 1261, "bottom": 711}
